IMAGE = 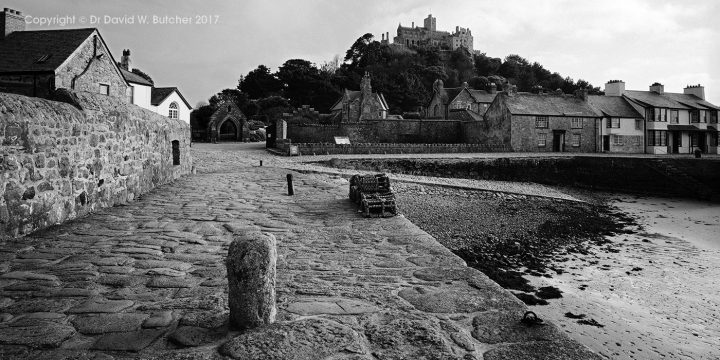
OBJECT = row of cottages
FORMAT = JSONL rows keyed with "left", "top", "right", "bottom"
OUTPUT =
{"left": 0, "top": 7, "right": 191, "bottom": 123}
{"left": 605, "top": 81, "right": 719, "bottom": 155}
{"left": 426, "top": 79, "right": 498, "bottom": 121}
{"left": 481, "top": 81, "right": 720, "bottom": 154}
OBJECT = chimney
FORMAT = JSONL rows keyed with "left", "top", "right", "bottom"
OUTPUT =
{"left": 381, "top": 33, "right": 385, "bottom": 41}
{"left": 604, "top": 80, "right": 625, "bottom": 96}
{"left": 649, "top": 82, "right": 664, "bottom": 94}
{"left": 386, "top": 32, "right": 389, "bottom": 41}
{"left": 684, "top": 84, "right": 705, "bottom": 100}
{"left": 490, "top": 83, "right": 497, "bottom": 94}
{"left": 574, "top": 88, "right": 588, "bottom": 101}
{"left": 1, "top": 8, "right": 26, "bottom": 40}
{"left": 412, "top": 21, "right": 415, "bottom": 28}
{"left": 120, "top": 49, "right": 132, "bottom": 71}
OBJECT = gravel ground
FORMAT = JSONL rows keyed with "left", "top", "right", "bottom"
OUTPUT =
{"left": 392, "top": 182, "right": 633, "bottom": 303}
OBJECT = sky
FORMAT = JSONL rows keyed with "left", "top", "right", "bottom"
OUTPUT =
{"left": 6, "top": 0, "right": 720, "bottom": 106}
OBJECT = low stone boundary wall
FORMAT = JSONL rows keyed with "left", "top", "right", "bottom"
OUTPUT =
{"left": 322, "top": 156, "right": 720, "bottom": 201}
{"left": 1, "top": 91, "right": 192, "bottom": 237}
{"left": 276, "top": 142, "right": 512, "bottom": 155}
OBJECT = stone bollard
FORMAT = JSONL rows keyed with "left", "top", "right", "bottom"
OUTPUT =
{"left": 226, "top": 232, "right": 277, "bottom": 330}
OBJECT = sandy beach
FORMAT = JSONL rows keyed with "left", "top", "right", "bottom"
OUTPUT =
{"left": 395, "top": 183, "right": 720, "bottom": 360}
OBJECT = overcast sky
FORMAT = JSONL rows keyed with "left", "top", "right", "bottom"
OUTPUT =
{"left": 7, "top": 0, "right": 720, "bottom": 106}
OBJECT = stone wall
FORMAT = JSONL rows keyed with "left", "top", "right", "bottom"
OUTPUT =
{"left": 511, "top": 115, "right": 598, "bottom": 153}
{"left": 287, "top": 120, "right": 463, "bottom": 144}
{"left": 322, "top": 157, "right": 720, "bottom": 201}
{"left": 277, "top": 142, "right": 511, "bottom": 155}
{"left": 0, "top": 90, "right": 191, "bottom": 237}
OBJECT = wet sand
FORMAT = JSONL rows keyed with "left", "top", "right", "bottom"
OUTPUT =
{"left": 527, "top": 195, "right": 720, "bottom": 360}
{"left": 396, "top": 183, "right": 720, "bottom": 360}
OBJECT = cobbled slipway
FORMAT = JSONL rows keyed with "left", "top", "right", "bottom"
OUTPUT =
{"left": 0, "top": 142, "right": 600, "bottom": 360}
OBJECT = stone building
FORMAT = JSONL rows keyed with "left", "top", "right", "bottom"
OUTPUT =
{"left": 427, "top": 79, "right": 497, "bottom": 120}
{"left": 390, "top": 14, "right": 473, "bottom": 51}
{"left": 606, "top": 81, "right": 720, "bottom": 155}
{"left": 118, "top": 50, "right": 193, "bottom": 124}
{"left": 329, "top": 73, "right": 389, "bottom": 123}
{"left": 193, "top": 101, "right": 249, "bottom": 142}
{"left": 484, "top": 90, "right": 602, "bottom": 152}
{"left": 0, "top": 8, "right": 129, "bottom": 101}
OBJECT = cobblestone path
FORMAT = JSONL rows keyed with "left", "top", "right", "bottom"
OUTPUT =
{"left": 0, "top": 143, "right": 600, "bottom": 359}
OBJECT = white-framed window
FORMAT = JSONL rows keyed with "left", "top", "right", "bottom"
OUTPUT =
{"left": 635, "top": 119, "right": 642, "bottom": 130}
{"left": 571, "top": 118, "right": 582, "bottom": 129}
{"left": 538, "top": 133, "right": 547, "bottom": 147}
{"left": 168, "top": 102, "right": 179, "bottom": 119}
{"left": 607, "top": 118, "right": 620, "bottom": 128}
{"left": 612, "top": 135, "right": 623, "bottom": 146}
{"left": 536, "top": 116, "right": 548, "bottom": 128}
{"left": 572, "top": 133, "right": 581, "bottom": 147}
{"left": 671, "top": 110, "right": 679, "bottom": 124}
{"left": 99, "top": 83, "right": 110, "bottom": 96}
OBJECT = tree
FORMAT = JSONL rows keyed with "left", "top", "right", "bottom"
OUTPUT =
{"left": 209, "top": 88, "right": 248, "bottom": 108}
{"left": 473, "top": 53, "right": 501, "bottom": 76}
{"left": 239, "top": 65, "right": 283, "bottom": 99}
{"left": 256, "top": 96, "right": 293, "bottom": 124}
{"left": 276, "top": 59, "right": 321, "bottom": 107}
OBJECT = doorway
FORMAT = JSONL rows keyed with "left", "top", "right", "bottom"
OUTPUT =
{"left": 603, "top": 135, "right": 610, "bottom": 152}
{"left": 672, "top": 131, "right": 681, "bottom": 154}
{"left": 219, "top": 120, "right": 238, "bottom": 141}
{"left": 552, "top": 130, "right": 565, "bottom": 152}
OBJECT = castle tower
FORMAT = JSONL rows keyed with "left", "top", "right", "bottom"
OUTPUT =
{"left": 424, "top": 14, "right": 436, "bottom": 32}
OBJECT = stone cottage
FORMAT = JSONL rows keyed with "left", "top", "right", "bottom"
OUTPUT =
{"left": 329, "top": 72, "right": 389, "bottom": 123}
{"left": 0, "top": 8, "right": 129, "bottom": 101}
{"left": 426, "top": 79, "right": 497, "bottom": 120}
{"left": 484, "top": 89, "right": 602, "bottom": 152}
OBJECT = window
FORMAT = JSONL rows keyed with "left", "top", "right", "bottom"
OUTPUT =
{"left": 647, "top": 130, "right": 667, "bottom": 146}
{"left": 710, "top": 111, "right": 718, "bottom": 124}
{"left": 99, "top": 84, "right": 109, "bottom": 96}
{"left": 571, "top": 134, "right": 581, "bottom": 147}
{"left": 168, "top": 102, "right": 179, "bottom": 119}
{"left": 536, "top": 116, "right": 548, "bottom": 128}
{"left": 690, "top": 110, "right": 699, "bottom": 123}
{"left": 633, "top": 136, "right": 642, "bottom": 146}
{"left": 538, "top": 133, "right": 547, "bottom": 147}
{"left": 645, "top": 108, "right": 654, "bottom": 122}
{"left": 655, "top": 108, "right": 667, "bottom": 122}
{"left": 700, "top": 110, "right": 707, "bottom": 123}
{"left": 635, "top": 119, "right": 642, "bottom": 130}
{"left": 670, "top": 110, "right": 679, "bottom": 124}
{"left": 711, "top": 132, "right": 718, "bottom": 147}
{"left": 571, "top": 118, "right": 583, "bottom": 129}
{"left": 607, "top": 118, "right": 620, "bottom": 128}
{"left": 612, "top": 135, "right": 623, "bottom": 146}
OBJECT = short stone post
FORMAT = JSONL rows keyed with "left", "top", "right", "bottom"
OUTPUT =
{"left": 226, "top": 232, "right": 277, "bottom": 330}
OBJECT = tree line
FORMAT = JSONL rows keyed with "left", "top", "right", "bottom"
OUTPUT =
{"left": 192, "top": 33, "right": 603, "bottom": 126}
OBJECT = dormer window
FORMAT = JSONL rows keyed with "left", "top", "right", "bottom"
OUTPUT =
{"left": 169, "top": 102, "right": 179, "bottom": 119}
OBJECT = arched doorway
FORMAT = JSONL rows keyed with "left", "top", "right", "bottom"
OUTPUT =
{"left": 219, "top": 119, "right": 238, "bottom": 141}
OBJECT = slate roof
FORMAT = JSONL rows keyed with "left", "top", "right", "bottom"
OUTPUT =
{"left": 468, "top": 89, "right": 497, "bottom": 104}
{"left": 151, "top": 87, "right": 192, "bottom": 109}
{"left": 330, "top": 90, "right": 389, "bottom": 112}
{"left": 623, "top": 90, "right": 690, "bottom": 109}
{"left": 448, "top": 109, "right": 483, "bottom": 121}
{"left": 0, "top": 28, "right": 96, "bottom": 72}
{"left": 505, "top": 93, "right": 600, "bottom": 117}
{"left": 120, "top": 68, "right": 153, "bottom": 86}
{"left": 662, "top": 92, "right": 720, "bottom": 110}
{"left": 587, "top": 95, "right": 643, "bottom": 118}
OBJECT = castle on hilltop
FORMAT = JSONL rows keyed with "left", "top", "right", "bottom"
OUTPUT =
{"left": 379, "top": 14, "right": 473, "bottom": 52}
